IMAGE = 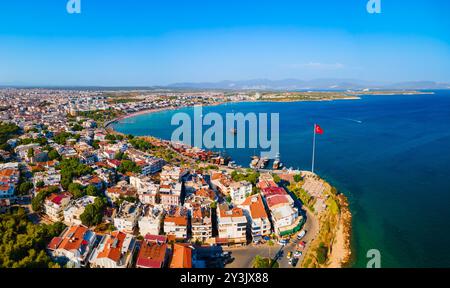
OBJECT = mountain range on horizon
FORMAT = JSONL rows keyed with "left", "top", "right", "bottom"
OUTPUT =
{"left": 167, "top": 78, "right": 450, "bottom": 91}
{"left": 1, "top": 79, "right": 450, "bottom": 91}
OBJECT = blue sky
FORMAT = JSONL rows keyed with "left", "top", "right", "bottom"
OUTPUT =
{"left": 0, "top": 0, "right": 449, "bottom": 86}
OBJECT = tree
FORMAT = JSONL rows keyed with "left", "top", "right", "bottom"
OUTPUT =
{"left": 71, "top": 123, "right": 83, "bottom": 131}
{"left": 294, "top": 174, "right": 303, "bottom": 183}
{"left": 316, "top": 242, "right": 328, "bottom": 265}
{"left": 18, "top": 182, "right": 33, "bottom": 195}
{"left": 53, "top": 132, "right": 76, "bottom": 145}
{"left": 130, "top": 138, "right": 152, "bottom": 151}
{"left": 252, "top": 255, "right": 274, "bottom": 268}
{"left": 58, "top": 158, "right": 93, "bottom": 190}
{"left": 27, "top": 148, "right": 34, "bottom": 159}
{"left": 68, "top": 183, "right": 86, "bottom": 199}
{"left": 105, "top": 134, "right": 116, "bottom": 141}
{"left": 231, "top": 171, "right": 260, "bottom": 186}
{"left": 114, "top": 151, "right": 126, "bottom": 160}
{"left": 0, "top": 209, "right": 66, "bottom": 268}
{"left": 273, "top": 174, "right": 281, "bottom": 184}
{"left": 0, "top": 122, "right": 20, "bottom": 146}
{"left": 31, "top": 186, "right": 60, "bottom": 212}
{"left": 86, "top": 185, "right": 99, "bottom": 197}
{"left": 80, "top": 198, "right": 106, "bottom": 227}
{"left": 36, "top": 180, "right": 45, "bottom": 188}
{"left": 118, "top": 160, "right": 141, "bottom": 174}
{"left": 92, "top": 140, "right": 100, "bottom": 149}
{"left": 48, "top": 150, "right": 61, "bottom": 161}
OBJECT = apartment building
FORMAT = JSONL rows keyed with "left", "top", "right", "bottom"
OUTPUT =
{"left": 217, "top": 204, "right": 247, "bottom": 245}
{"left": 113, "top": 201, "right": 141, "bottom": 234}
{"left": 47, "top": 225, "right": 97, "bottom": 268}
{"left": 239, "top": 194, "right": 271, "bottom": 240}
{"left": 63, "top": 196, "right": 97, "bottom": 226}
{"left": 130, "top": 176, "right": 159, "bottom": 205}
{"left": 138, "top": 205, "right": 164, "bottom": 236}
{"left": 191, "top": 206, "right": 212, "bottom": 242}
{"left": 163, "top": 206, "right": 189, "bottom": 239}
{"left": 229, "top": 180, "right": 252, "bottom": 205}
{"left": 44, "top": 192, "right": 72, "bottom": 222}
{"left": 89, "top": 231, "right": 137, "bottom": 268}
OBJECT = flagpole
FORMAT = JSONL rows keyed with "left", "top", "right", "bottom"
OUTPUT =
{"left": 312, "top": 124, "right": 316, "bottom": 173}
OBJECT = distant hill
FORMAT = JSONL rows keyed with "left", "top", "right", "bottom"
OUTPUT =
{"left": 167, "top": 79, "right": 450, "bottom": 91}
{"left": 2, "top": 79, "right": 449, "bottom": 91}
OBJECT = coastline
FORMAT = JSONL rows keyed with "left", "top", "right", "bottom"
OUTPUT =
{"left": 104, "top": 101, "right": 229, "bottom": 128}
{"left": 105, "top": 99, "right": 354, "bottom": 268}
{"left": 296, "top": 174, "right": 353, "bottom": 268}
{"left": 105, "top": 96, "right": 362, "bottom": 128}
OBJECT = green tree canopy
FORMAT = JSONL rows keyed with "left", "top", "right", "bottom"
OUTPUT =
{"left": 48, "top": 149, "right": 61, "bottom": 161}
{"left": 80, "top": 198, "right": 106, "bottom": 227}
{"left": 0, "top": 208, "right": 66, "bottom": 268}
{"left": 117, "top": 160, "right": 141, "bottom": 174}
{"left": 31, "top": 186, "right": 60, "bottom": 212}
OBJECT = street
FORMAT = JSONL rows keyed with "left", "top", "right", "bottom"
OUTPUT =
{"left": 223, "top": 208, "right": 319, "bottom": 268}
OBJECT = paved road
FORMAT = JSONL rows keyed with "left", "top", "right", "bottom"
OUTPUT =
{"left": 278, "top": 209, "right": 320, "bottom": 268}
{"left": 223, "top": 243, "right": 282, "bottom": 268}
{"left": 223, "top": 208, "right": 320, "bottom": 268}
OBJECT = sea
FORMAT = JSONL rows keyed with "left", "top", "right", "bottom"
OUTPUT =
{"left": 111, "top": 90, "right": 450, "bottom": 268}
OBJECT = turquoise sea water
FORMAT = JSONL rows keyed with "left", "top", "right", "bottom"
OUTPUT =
{"left": 112, "top": 91, "right": 450, "bottom": 268}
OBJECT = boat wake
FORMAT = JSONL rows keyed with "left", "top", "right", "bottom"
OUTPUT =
{"left": 343, "top": 118, "right": 363, "bottom": 124}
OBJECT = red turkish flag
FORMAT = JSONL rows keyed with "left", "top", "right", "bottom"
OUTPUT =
{"left": 315, "top": 124, "right": 324, "bottom": 135}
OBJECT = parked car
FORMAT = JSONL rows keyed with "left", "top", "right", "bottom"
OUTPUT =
{"left": 297, "top": 230, "right": 307, "bottom": 240}
{"left": 294, "top": 251, "right": 302, "bottom": 258}
{"left": 224, "top": 257, "right": 235, "bottom": 265}
{"left": 222, "top": 251, "right": 231, "bottom": 257}
{"left": 278, "top": 239, "right": 289, "bottom": 246}
{"left": 297, "top": 241, "right": 306, "bottom": 250}
{"left": 290, "top": 258, "right": 299, "bottom": 267}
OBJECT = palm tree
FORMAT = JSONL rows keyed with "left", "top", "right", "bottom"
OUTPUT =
{"left": 267, "top": 240, "right": 275, "bottom": 260}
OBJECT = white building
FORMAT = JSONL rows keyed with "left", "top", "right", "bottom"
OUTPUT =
{"left": 126, "top": 148, "right": 165, "bottom": 175}
{"left": 239, "top": 194, "right": 271, "bottom": 240}
{"left": 264, "top": 191, "right": 302, "bottom": 237}
{"left": 44, "top": 193, "right": 72, "bottom": 222}
{"left": 113, "top": 201, "right": 141, "bottom": 234}
{"left": 191, "top": 206, "right": 212, "bottom": 242}
{"left": 160, "top": 165, "right": 188, "bottom": 182}
{"left": 138, "top": 205, "right": 164, "bottom": 236}
{"left": 229, "top": 181, "right": 252, "bottom": 205}
{"left": 89, "top": 231, "right": 137, "bottom": 268}
{"left": 33, "top": 167, "right": 61, "bottom": 187}
{"left": 47, "top": 225, "right": 97, "bottom": 268}
{"left": 270, "top": 205, "right": 302, "bottom": 236}
{"left": 163, "top": 206, "right": 188, "bottom": 239}
{"left": 130, "top": 176, "right": 159, "bottom": 205}
{"left": 63, "top": 196, "right": 97, "bottom": 226}
{"left": 217, "top": 204, "right": 247, "bottom": 244}
{"left": 159, "top": 181, "right": 182, "bottom": 207}
{"left": 0, "top": 162, "right": 19, "bottom": 199}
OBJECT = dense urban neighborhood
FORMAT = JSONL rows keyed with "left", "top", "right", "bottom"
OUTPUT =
{"left": 0, "top": 88, "right": 351, "bottom": 269}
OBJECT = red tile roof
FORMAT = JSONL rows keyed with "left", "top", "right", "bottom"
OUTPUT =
{"left": 241, "top": 194, "right": 268, "bottom": 219}
{"left": 261, "top": 186, "right": 287, "bottom": 197}
{"left": 50, "top": 225, "right": 89, "bottom": 252}
{"left": 97, "top": 231, "right": 127, "bottom": 262}
{"left": 266, "top": 195, "right": 290, "bottom": 208}
{"left": 170, "top": 244, "right": 192, "bottom": 269}
{"left": 144, "top": 234, "right": 167, "bottom": 243}
{"left": 136, "top": 241, "right": 167, "bottom": 268}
